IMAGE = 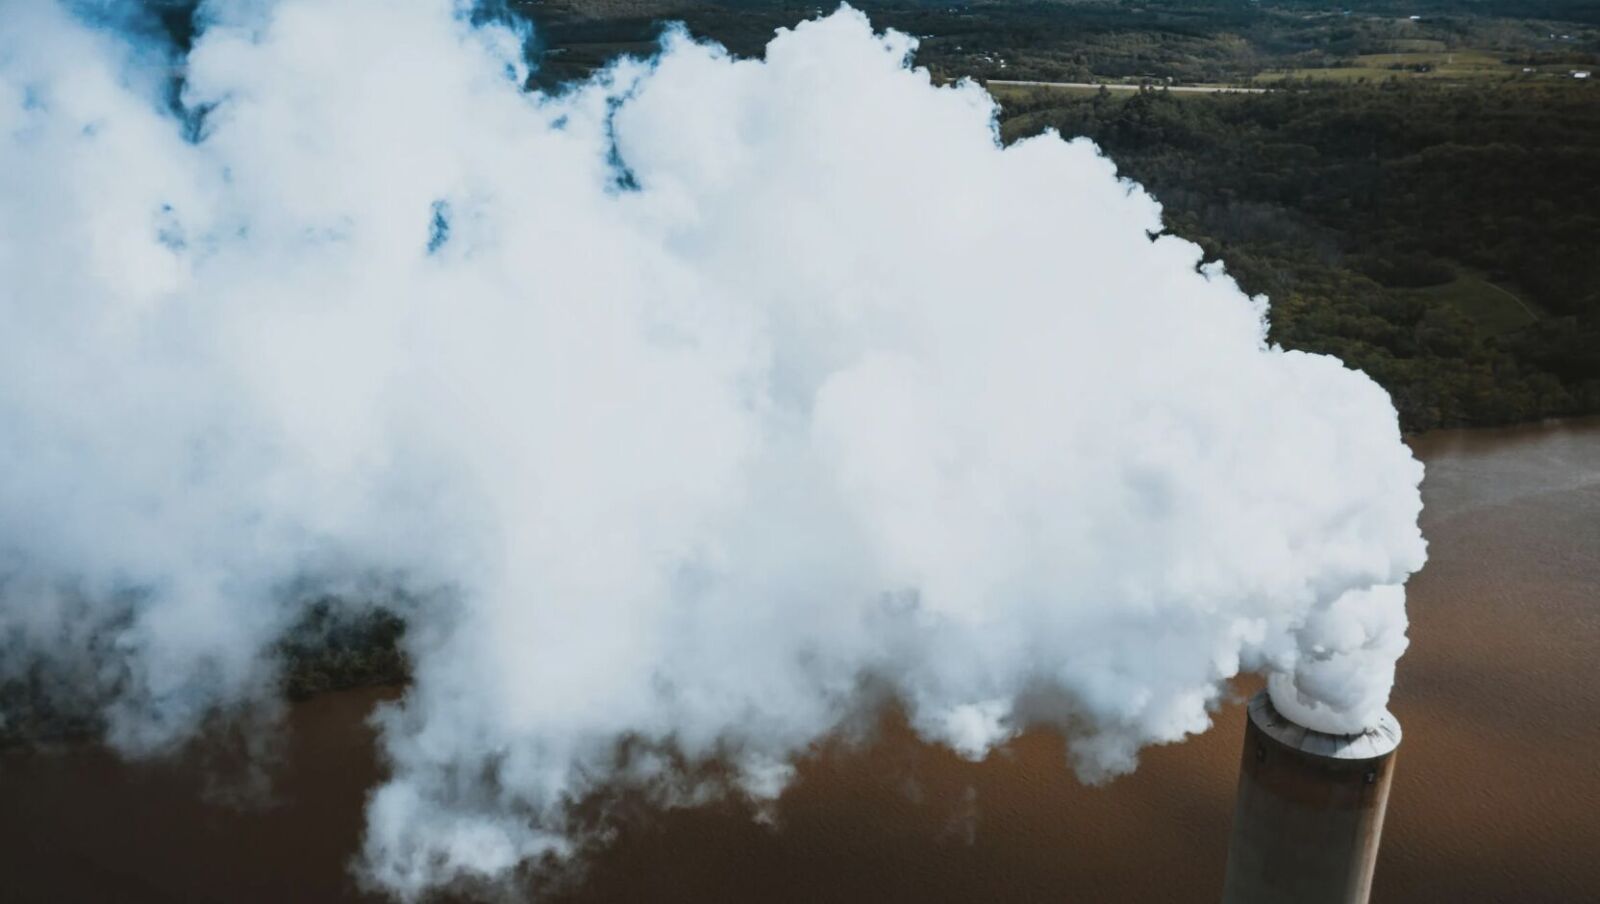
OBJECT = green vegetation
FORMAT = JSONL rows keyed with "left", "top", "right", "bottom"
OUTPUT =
{"left": 1412, "top": 272, "right": 1539, "bottom": 337}
{"left": 999, "top": 81, "right": 1600, "bottom": 430}
{"left": 518, "top": 0, "right": 1598, "bottom": 88}
{"left": 1256, "top": 50, "right": 1519, "bottom": 83}
{"left": 276, "top": 599, "right": 409, "bottom": 700}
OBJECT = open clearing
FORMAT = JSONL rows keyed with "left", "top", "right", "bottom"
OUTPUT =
{"left": 1254, "top": 50, "right": 1586, "bottom": 84}
{"left": 1413, "top": 271, "right": 1540, "bottom": 336}
{"left": 987, "top": 79, "right": 1267, "bottom": 94}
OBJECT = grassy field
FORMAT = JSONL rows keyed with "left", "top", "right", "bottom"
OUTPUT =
{"left": 1385, "top": 38, "right": 1449, "bottom": 53}
{"left": 1254, "top": 50, "right": 1584, "bottom": 83}
{"left": 983, "top": 82, "right": 1260, "bottom": 110}
{"left": 985, "top": 83, "right": 1104, "bottom": 103}
{"left": 1412, "top": 272, "right": 1541, "bottom": 337}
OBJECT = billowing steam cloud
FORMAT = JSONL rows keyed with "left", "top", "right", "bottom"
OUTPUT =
{"left": 0, "top": 0, "right": 1426, "bottom": 896}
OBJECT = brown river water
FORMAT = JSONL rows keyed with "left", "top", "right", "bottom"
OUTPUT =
{"left": 2, "top": 419, "right": 1597, "bottom": 903}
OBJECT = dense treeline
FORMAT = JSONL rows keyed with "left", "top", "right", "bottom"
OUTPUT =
{"left": 276, "top": 599, "right": 409, "bottom": 700}
{"left": 1001, "top": 82, "right": 1600, "bottom": 430}
{"left": 513, "top": 0, "right": 1597, "bottom": 87}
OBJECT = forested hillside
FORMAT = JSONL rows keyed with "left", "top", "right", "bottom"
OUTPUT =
{"left": 1000, "top": 83, "right": 1600, "bottom": 431}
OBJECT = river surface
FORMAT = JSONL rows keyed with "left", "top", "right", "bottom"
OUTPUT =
{"left": 2, "top": 419, "right": 1597, "bottom": 902}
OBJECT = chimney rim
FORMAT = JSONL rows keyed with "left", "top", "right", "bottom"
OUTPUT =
{"left": 1246, "top": 689, "right": 1401, "bottom": 760}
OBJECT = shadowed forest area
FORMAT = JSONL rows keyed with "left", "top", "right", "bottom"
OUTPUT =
{"left": 1000, "top": 83, "right": 1600, "bottom": 431}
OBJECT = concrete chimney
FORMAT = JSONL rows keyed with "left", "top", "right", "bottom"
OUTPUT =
{"left": 1220, "top": 690, "right": 1401, "bottom": 904}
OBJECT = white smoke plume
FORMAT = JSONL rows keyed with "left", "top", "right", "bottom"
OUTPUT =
{"left": 0, "top": 0, "right": 1426, "bottom": 896}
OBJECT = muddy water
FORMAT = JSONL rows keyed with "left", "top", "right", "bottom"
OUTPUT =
{"left": 2, "top": 419, "right": 1597, "bottom": 903}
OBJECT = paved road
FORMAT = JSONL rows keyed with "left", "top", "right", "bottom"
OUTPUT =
{"left": 986, "top": 79, "right": 1269, "bottom": 94}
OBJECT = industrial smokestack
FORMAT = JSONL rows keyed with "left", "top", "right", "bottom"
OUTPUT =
{"left": 1221, "top": 690, "right": 1401, "bottom": 904}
